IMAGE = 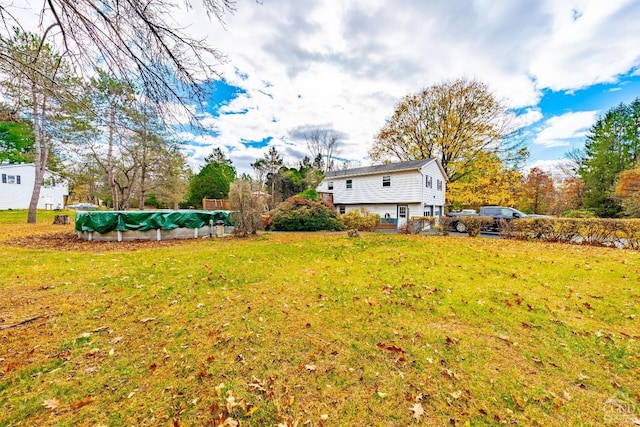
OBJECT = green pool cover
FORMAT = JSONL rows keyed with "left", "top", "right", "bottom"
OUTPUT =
{"left": 75, "top": 210, "right": 233, "bottom": 234}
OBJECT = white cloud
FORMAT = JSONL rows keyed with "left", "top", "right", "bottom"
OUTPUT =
{"left": 534, "top": 111, "right": 599, "bottom": 148}
{"left": 529, "top": 0, "right": 640, "bottom": 91}
{"left": 178, "top": 0, "right": 638, "bottom": 175}
{"left": 514, "top": 108, "right": 544, "bottom": 129}
{"left": 10, "top": 0, "right": 640, "bottom": 176}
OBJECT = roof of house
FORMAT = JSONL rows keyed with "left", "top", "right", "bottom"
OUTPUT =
{"left": 0, "top": 162, "right": 66, "bottom": 179}
{"left": 324, "top": 158, "right": 447, "bottom": 180}
{"left": 0, "top": 162, "right": 34, "bottom": 170}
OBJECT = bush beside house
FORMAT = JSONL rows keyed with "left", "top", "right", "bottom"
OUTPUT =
{"left": 270, "top": 196, "right": 341, "bottom": 231}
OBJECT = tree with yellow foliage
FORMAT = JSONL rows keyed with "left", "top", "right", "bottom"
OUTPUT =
{"left": 447, "top": 151, "right": 521, "bottom": 209}
{"left": 369, "top": 78, "right": 524, "bottom": 183}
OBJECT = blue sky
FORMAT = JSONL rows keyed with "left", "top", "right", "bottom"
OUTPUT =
{"left": 527, "top": 74, "right": 640, "bottom": 171}
{"left": 16, "top": 0, "right": 639, "bottom": 178}
{"left": 172, "top": 0, "right": 640, "bottom": 177}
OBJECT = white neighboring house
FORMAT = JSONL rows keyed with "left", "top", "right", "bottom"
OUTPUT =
{"left": 317, "top": 159, "right": 447, "bottom": 229}
{"left": 0, "top": 163, "right": 69, "bottom": 210}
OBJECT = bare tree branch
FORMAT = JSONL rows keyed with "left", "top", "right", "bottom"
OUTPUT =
{"left": 0, "top": 0, "right": 237, "bottom": 124}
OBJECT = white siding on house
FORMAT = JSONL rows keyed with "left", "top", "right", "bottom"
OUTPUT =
{"left": 420, "top": 161, "right": 446, "bottom": 215}
{"left": 0, "top": 164, "right": 68, "bottom": 210}
{"left": 325, "top": 170, "right": 423, "bottom": 205}
{"left": 319, "top": 159, "right": 447, "bottom": 227}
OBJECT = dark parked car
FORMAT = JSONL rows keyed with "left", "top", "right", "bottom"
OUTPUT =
{"left": 448, "top": 206, "right": 527, "bottom": 232}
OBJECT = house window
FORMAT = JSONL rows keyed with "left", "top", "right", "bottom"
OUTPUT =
{"left": 328, "top": 181, "right": 334, "bottom": 190}
{"left": 425, "top": 175, "right": 432, "bottom": 189}
{"left": 346, "top": 179, "right": 352, "bottom": 189}
{"left": 338, "top": 205, "right": 346, "bottom": 214}
{"left": 2, "top": 174, "right": 22, "bottom": 184}
{"left": 437, "top": 179, "right": 442, "bottom": 191}
{"left": 382, "top": 176, "right": 391, "bottom": 187}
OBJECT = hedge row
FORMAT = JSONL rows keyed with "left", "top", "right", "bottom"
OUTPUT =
{"left": 500, "top": 217, "right": 640, "bottom": 249}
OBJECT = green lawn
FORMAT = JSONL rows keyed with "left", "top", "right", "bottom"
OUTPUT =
{"left": 0, "top": 214, "right": 638, "bottom": 426}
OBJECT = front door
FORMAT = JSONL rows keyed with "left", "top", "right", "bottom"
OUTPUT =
{"left": 397, "top": 205, "right": 408, "bottom": 229}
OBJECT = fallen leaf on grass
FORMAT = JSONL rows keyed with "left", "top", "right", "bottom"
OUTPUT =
{"left": 376, "top": 342, "right": 405, "bottom": 354}
{"left": 226, "top": 391, "right": 237, "bottom": 413}
{"left": 410, "top": 402, "right": 424, "bottom": 421}
{"left": 248, "top": 377, "right": 266, "bottom": 392}
{"left": 513, "top": 395, "right": 527, "bottom": 411}
{"left": 496, "top": 335, "right": 514, "bottom": 345}
{"left": 450, "top": 390, "right": 463, "bottom": 399}
{"left": 304, "top": 364, "right": 316, "bottom": 371}
{"left": 43, "top": 398, "right": 60, "bottom": 409}
{"left": 71, "top": 396, "right": 95, "bottom": 410}
{"left": 441, "top": 368, "right": 457, "bottom": 379}
{"left": 445, "top": 336, "right": 459, "bottom": 346}
{"left": 85, "top": 348, "right": 100, "bottom": 358}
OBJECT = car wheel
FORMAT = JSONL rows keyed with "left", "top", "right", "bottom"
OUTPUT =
{"left": 454, "top": 221, "right": 467, "bottom": 233}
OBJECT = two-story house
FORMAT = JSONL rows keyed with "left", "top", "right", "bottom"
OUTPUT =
{"left": 0, "top": 163, "right": 69, "bottom": 210}
{"left": 317, "top": 159, "right": 447, "bottom": 229}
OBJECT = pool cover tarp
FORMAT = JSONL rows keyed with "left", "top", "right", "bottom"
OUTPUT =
{"left": 75, "top": 210, "right": 233, "bottom": 233}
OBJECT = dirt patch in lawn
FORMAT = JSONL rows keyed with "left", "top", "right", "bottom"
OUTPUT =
{"left": 2, "top": 231, "right": 207, "bottom": 251}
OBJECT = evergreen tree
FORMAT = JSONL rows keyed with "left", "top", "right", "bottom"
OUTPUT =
{"left": 579, "top": 99, "right": 640, "bottom": 217}
{"left": 187, "top": 162, "right": 236, "bottom": 208}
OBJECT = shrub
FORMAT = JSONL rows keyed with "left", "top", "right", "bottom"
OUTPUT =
{"left": 501, "top": 217, "right": 640, "bottom": 249}
{"left": 229, "top": 180, "right": 266, "bottom": 237}
{"left": 435, "top": 216, "right": 454, "bottom": 235}
{"left": 270, "top": 196, "right": 341, "bottom": 231}
{"left": 618, "top": 219, "right": 640, "bottom": 249}
{"left": 577, "top": 218, "right": 619, "bottom": 247}
{"left": 339, "top": 208, "right": 381, "bottom": 232}
{"left": 298, "top": 188, "right": 318, "bottom": 201}
{"left": 562, "top": 209, "right": 597, "bottom": 218}
{"left": 460, "top": 216, "right": 493, "bottom": 237}
{"left": 399, "top": 216, "right": 436, "bottom": 235}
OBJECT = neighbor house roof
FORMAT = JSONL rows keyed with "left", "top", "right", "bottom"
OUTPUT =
{"left": 324, "top": 158, "right": 447, "bottom": 180}
{"left": 0, "top": 163, "right": 67, "bottom": 179}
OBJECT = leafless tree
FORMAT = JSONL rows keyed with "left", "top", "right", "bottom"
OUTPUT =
{"left": 559, "top": 147, "right": 585, "bottom": 178}
{"left": 0, "top": 0, "right": 236, "bottom": 122}
{"left": 304, "top": 129, "right": 342, "bottom": 173}
{"left": 0, "top": 29, "right": 76, "bottom": 223}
